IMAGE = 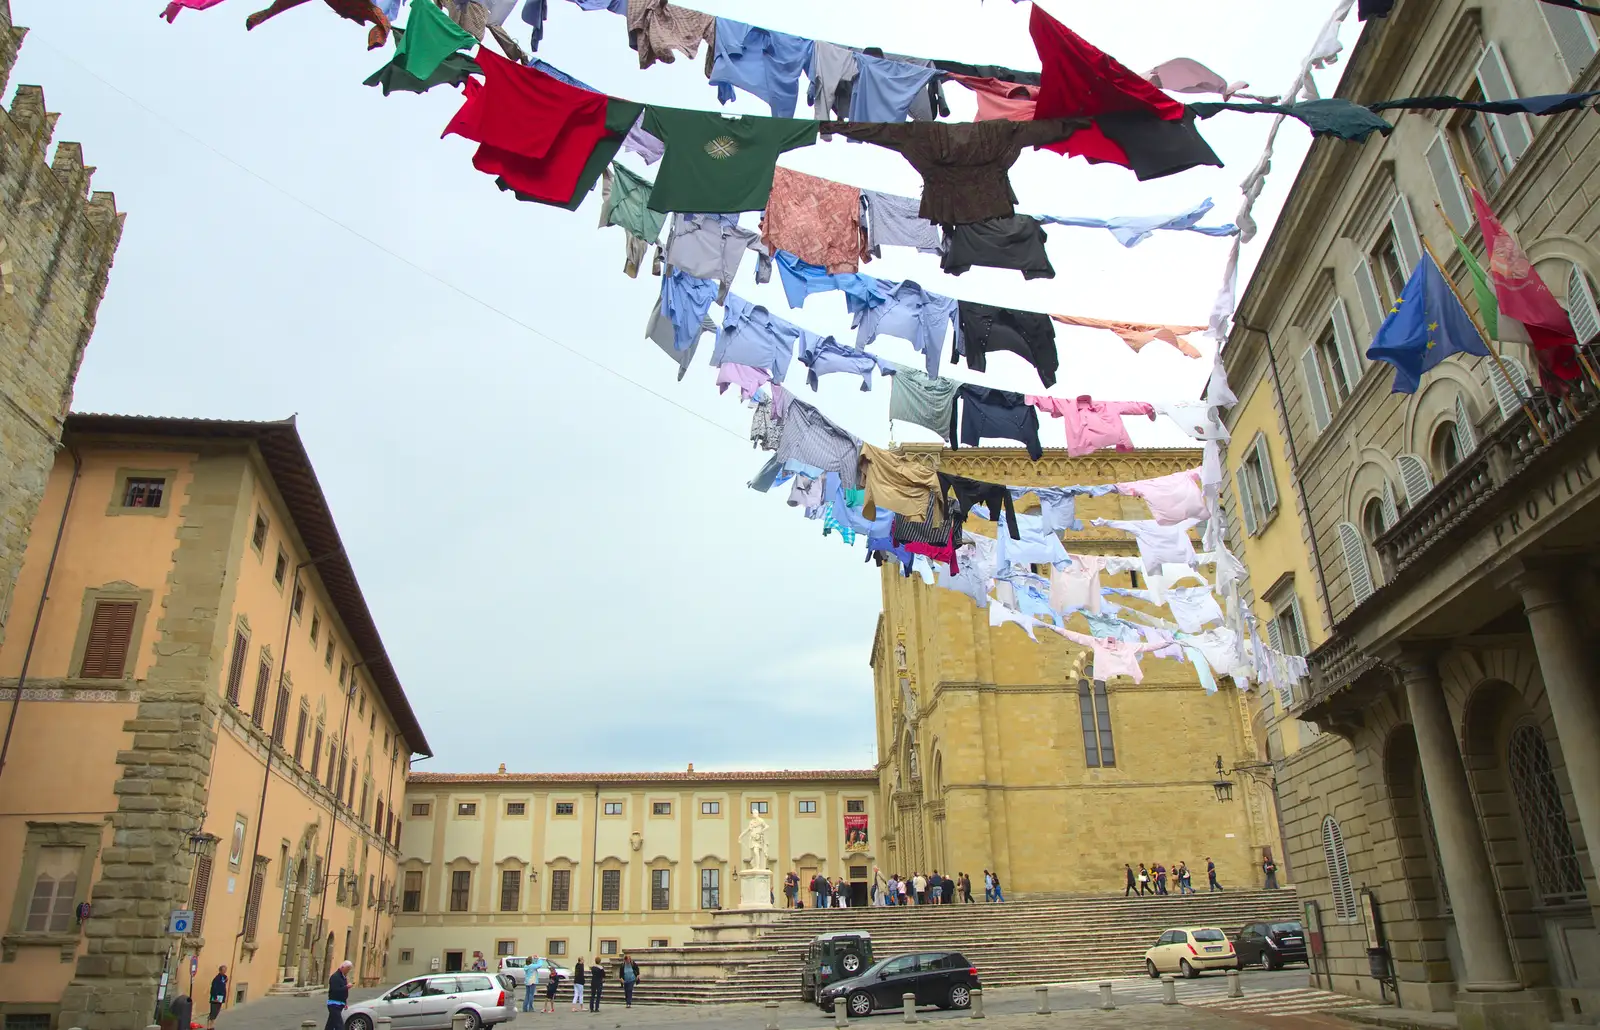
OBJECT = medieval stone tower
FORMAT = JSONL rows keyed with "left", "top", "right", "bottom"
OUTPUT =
{"left": 0, "top": 0, "right": 124, "bottom": 641}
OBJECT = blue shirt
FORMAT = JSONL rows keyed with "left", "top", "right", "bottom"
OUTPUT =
{"left": 799, "top": 334, "right": 884, "bottom": 392}
{"left": 712, "top": 295, "right": 805, "bottom": 381}
{"left": 1009, "top": 485, "right": 1118, "bottom": 532}
{"left": 659, "top": 270, "right": 719, "bottom": 352}
{"left": 709, "top": 19, "right": 815, "bottom": 118}
{"left": 566, "top": 0, "right": 625, "bottom": 10}
{"left": 1037, "top": 197, "right": 1238, "bottom": 248}
{"left": 852, "top": 281, "right": 958, "bottom": 378}
{"left": 773, "top": 251, "right": 890, "bottom": 311}
{"left": 849, "top": 54, "right": 940, "bottom": 122}
{"left": 994, "top": 511, "right": 1066, "bottom": 566}
{"left": 822, "top": 472, "right": 892, "bottom": 537}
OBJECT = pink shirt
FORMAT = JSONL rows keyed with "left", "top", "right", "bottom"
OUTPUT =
{"left": 715, "top": 362, "right": 771, "bottom": 402}
{"left": 161, "top": 0, "right": 227, "bottom": 20}
{"left": 1050, "top": 555, "right": 1106, "bottom": 615}
{"left": 1029, "top": 395, "right": 1156, "bottom": 456}
{"left": 1116, "top": 469, "right": 1209, "bottom": 525}
{"left": 1059, "top": 631, "right": 1162, "bottom": 683}
{"left": 947, "top": 74, "right": 1042, "bottom": 121}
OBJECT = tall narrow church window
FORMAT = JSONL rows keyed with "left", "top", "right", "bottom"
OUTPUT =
{"left": 1078, "top": 679, "right": 1116, "bottom": 768}
{"left": 1507, "top": 724, "right": 1586, "bottom": 904}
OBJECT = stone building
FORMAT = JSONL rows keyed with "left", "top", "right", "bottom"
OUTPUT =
{"left": 394, "top": 769, "right": 877, "bottom": 964}
{"left": 0, "top": 0, "right": 124, "bottom": 650}
{"left": 1218, "top": 0, "right": 1600, "bottom": 1026}
{"left": 870, "top": 445, "right": 1275, "bottom": 895}
{"left": 0, "top": 415, "right": 431, "bottom": 1029}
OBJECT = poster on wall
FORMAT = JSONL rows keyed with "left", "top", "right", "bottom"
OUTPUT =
{"left": 844, "top": 814, "right": 869, "bottom": 853}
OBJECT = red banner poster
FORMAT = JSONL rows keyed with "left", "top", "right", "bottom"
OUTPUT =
{"left": 844, "top": 814, "right": 869, "bottom": 853}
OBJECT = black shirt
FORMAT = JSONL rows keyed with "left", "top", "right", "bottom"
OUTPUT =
{"left": 328, "top": 972, "right": 349, "bottom": 1005}
{"left": 954, "top": 386, "right": 1042, "bottom": 460}
{"left": 941, "top": 217, "right": 1055, "bottom": 281}
{"left": 1095, "top": 110, "right": 1222, "bottom": 182}
{"left": 954, "top": 301, "right": 1059, "bottom": 385}
{"left": 210, "top": 974, "right": 228, "bottom": 1003}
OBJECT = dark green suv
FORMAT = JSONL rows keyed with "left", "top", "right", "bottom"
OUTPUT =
{"left": 800, "top": 931, "right": 873, "bottom": 1002}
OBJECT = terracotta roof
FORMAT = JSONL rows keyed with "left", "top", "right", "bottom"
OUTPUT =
{"left": 64, "top": 413, "right": 432, "bottom": 756}
{"left": 410, "top": 769, "right": 878, "bottom": 785}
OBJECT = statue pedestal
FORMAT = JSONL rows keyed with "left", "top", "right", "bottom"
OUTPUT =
{"left": 737, "top": 868, "right": 775, "bottom": 910}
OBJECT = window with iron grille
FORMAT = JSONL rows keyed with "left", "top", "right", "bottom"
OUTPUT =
{"left": 700, "top": 867, "right": 719, "bottom": 910}
{"left": 601, "top": 869, "right": 621, "bottom": 911}
{"left": 548, "top": 939, "right": 567, "bottom": 956}
{"left": 225, "top": 630, "right": 249, "bottom": 704}
{"left": 500, "top": 869, "right": 521, "bottom": 912}
{"left": 411, "top": 802, "right": 431, "bottom": 817}
{"left": 1508, "top": 724, "right": 1586, "bottom": 904}
{"left": 496, "top": 939, "right": 518, "bottom": 957}
{"left": 549, "top": 869, "right": 571, "bottom": 912}
{"left": 273, "top": 550, "right": 287, "bottom": 586}
{"left": 122, "top": 477, "right": 165, "bottom": 509}
{"left": 190, "top": 853, "right": 213, "bottom": 934}
{"left": 700, "top": 801, "right": 719, "bottom": 815}
{"left": 846, "top": 800, "right": 865, "bottom": 814}
{"left": 291, "top": 584, "right": 305, "bottom": 619}
{"left": 456, "top": 803, "right": 476, "bottom": 817}
{"left": 403, "top": 870, "right": 422, "bottom": 912}
{"left": 599, "top": 939, "right": 619, "bottom": 956}
{"left": 243, "top": 856, "right": 268, "bottom": 943}
{"left": 554, "top": 802, "right": 575, "bottom": 816}
{"left": 79, "top": 601, "right": 137, "bottom": 679}
{"left": 1078, "top": 680, "right": 1116, "bottom": 767}
{"left": 651, "top": 869, "right": 670, "bottom": 911}
{"left": 449, "top": 870, "right": 471, "bottom": 912}
{"left": 652, "top": 802, "right": 672, "bottom": 815}
{"left": 506, "top": 802, "right": 526, "bottom": 816}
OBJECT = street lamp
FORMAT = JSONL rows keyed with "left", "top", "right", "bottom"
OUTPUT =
{"left": 187, "top": 832, "right": 221, "bottom": 858}
{"left": 1212, "top": 755, "right": 1235, "bottom": 802}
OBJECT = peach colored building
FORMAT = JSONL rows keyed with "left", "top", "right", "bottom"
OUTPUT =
{"left": 0, "top": 415, "right": 431, "bottom": 1030}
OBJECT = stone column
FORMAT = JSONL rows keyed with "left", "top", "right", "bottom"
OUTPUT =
{"left": 1396, "top": 652, "right": 1522, "bottom": 992}
{"left": 1516, "top": 570, "right": 1600, "bottom": 919}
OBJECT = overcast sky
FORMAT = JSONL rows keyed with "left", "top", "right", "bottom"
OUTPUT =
{"left": 9, "top": 0, "right": 1356, "bottom": 773}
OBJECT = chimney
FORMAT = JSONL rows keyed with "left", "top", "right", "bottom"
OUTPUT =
{"left": 497, "top": 763, "right": 506, "bottom": 774}
{"left": 686, "top": 762, "right": 694, "bottom": 773}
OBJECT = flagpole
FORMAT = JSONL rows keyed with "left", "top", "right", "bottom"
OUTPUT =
{"left": 1457, "top": 169, "right": 1600, "bottom": 394}
{"left": 1418, "top": 223, "right": 1550, "bottom": 445}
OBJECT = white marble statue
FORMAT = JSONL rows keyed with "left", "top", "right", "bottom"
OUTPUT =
{"left": 738, "top": 815, "right": 771, "bottom": 870}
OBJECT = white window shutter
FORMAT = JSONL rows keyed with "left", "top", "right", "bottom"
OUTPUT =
{"left": 1236, "top": 466, "right": 1259, "bottom": 536}
{"left": 1300, "top": 345, "right": 1333, "bottom": 432}
{"left": 1454, "top": 395, "right": 1478, "bottom": 455}
{"left": 1489, "top": 355, "right": 1530, "bottom": 419}
{"left": 1398, "top": 453, "right": 1435, "bottom": 506}
{"left": 1253, "top": 435, "right": 1279, "bottom": 513}
{"left": 1389, "top": 194, "right": 1424, "bottom": 276}
{"left": 1381, "top": 478, "right": 1400, "bottom": 525}
{"left": 1540, "top": 5, "right": 1599, "bottom": 83}
{"left": 1475, "top": 43, "right": 1535, "bottom": 162}
{"left": 1288, "top": 595, "right": 1309, "bottom": 654}
{"left": 1337, "top": 521, "right": 1375, "bottom": 606}
{"left": 1265, "top": 615, "right": 1283, "bottom": 651}
{"left": 1353, "top": 258, "right": 1388, "bottom": 341}
{"left": 1330, "top": 298, "right": 1364, "bottom": 388}
{"left": 1568, "top": 265, "right": 1600, "bottom": 345}
{"left": 1426, "top": 131, "right": 1473, "bottom": 234}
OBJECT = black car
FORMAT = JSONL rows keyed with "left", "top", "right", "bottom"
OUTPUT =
{"left": 817, "top": 951, "right": 980, "bottom": 1017}
{"left": 1234, "top": 920, "right": 1308, "bottom": 969}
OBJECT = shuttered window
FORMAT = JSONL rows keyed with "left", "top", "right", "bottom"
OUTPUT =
{"left": 190, "top": 853, "right": 213, "bottom": 934}
{"left": 271, "top": 684, "right": 291, "bottom": 745}
{"left": 250, "top": 655, "right": 272, "bottom": 728}
{"left": 1253, "top": 435, "right": 1279, "bottom": 513}
{"left": 1453, "top": 396, "right": 1478, "bottom": 458}
{"left": 1300, "top": 345, "right": 1333, "bottom": 432}
{"left": 224, "top": 629, "right": 249, "bottom": 704}
{"left": 403, "top": 870, "right": 423, "bottom": 912}
{"left": 1329, "top": 299, "right": 1363, "bottom": 394}
{"left": 501, "top": 869, "right": 523, "bottom": 912}
{"left": 1425, "top": 131, "right": 1472, "bottom": 233}
{"left": 1397, "top": 454, "right": 1435, "bottom": 507}
{"left": 1389, "top": 195, "right": 1423, "bottom": 275}
{"left": 1568, "top": 266, "right": 1600, "bottom": 345}
{"left": 1474, "top": 43, "right": 1534, "bottom": 165}
{"left": 293, "top": 707, "right": 308, "bottom": 764}
{"left": 78, "top": 601, "right": 137, "bottom": 679}
{"left": 1322, "top": 817, "right": 1358, "bottom": 920}
{"left": 1542, "top": 4, "right": 1599, "bottom": 82}
{"left": 651, "top": 868, "right": 671, "bottom": 911}
{"left": 1353, "top": 258, "right": 1387, "bottom": 341}
{"left": 310, "top": 726, "right": 324, "bottom": 778}
{"left": 1489, "top": 356, "right": 1531, "bottom": 419}
{"left": 243, "top": 857, "right": 268, "bottom": 943}
{"left": 450, "top": 870, "right": 471, "bottom": 912}
{"left": 549, "top": 869, "right": 571, "bottom": 912}
{"left": 600, "top": 869, "right": 621, "bottom": 911}
{"left": 1337, "top": 522, "right": 1375, "bottom": 606}
{"left": 1380, "top": 479, "right": 1400, "bottom": 526}
{"left": 1236, "top": 464, "right": 1259, "bottom": 535}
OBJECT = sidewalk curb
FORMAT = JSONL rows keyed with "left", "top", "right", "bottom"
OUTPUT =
{"left": 1336, "top": 1008, "right": 1453, "bottom": 1030}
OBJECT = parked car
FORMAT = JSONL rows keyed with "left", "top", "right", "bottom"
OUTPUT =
{"left": 342, "top": 972, "right": 517, "bottom": 1030}
{"left": 817, "top": 951, "right": 979, "bottom": 1017}
{"left": 497, "top": 956, "right": 571, "bottom": 987}
{"left": 801, "top": 931, "right": 873, "bottom": 1002}
{"left": 1234, "top": 920, "right": 1308, "bottom": 970}
{"left": 1144, "top": 926, "right": 1237, "bottom": 979}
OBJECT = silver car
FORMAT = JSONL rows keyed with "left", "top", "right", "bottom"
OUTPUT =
{"left": 343, "top": 973, "right": 517, "bottom": 1030}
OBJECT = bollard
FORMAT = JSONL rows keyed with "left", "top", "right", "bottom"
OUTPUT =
{"left": 833, "top": 995, "right": 849, "bottom": 1028}
{"left": 969, "top": 989, "right": 984, "bottom": 1020}
{"left": 1160, "top": 975, "right": 1177, "bottom": 1006}
{"left": 765, "top": 1000, "right": 780, "bottom": 1030}
{"left": 452, "top": 1014, "right": 468, "bottom": 1030}
{"left": 1227, "top": 969, "right": 1243, "bottom": 999}
{"left": 377, "top": 1019, "right": 393, "bottom": 1030}
{"left": 1097, "top": 982, "right": 1115, "bottom": 1011}
{"left": 1034, "top": 985, "right": 1050, "bottom": 1015}
{"left": 903, "top": 993, "right": 917, "bottom": 1023}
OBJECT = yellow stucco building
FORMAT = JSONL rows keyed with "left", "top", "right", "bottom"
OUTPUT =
{"left": 0, "top": 415, "right": 430, "bottom": 1029}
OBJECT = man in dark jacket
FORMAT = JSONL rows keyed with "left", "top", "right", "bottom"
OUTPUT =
{"left": 588, "top": 957, "right": 605, "bottom": 1012}
{"left": 325, "top": 960, "right": 352, "bottom": 1030}
{"left": 207, "top": 966, "right": 228, "bottom": 1026}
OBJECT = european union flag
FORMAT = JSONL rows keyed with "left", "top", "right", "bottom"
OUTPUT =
{"left": 1366, "top": 251, "right": 1490, "bottom": 393}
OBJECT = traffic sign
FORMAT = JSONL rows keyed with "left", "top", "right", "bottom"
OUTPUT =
{"left": 167, "top": 909, "right": 194, "bottom": 935}
{"left": 190, "top": 955, "right": 199, "bottom": 976}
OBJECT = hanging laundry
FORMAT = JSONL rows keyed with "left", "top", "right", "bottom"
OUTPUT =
{"left": 933, "top": 59, "right": 1040, "bottom": 86}
{"left": 1057, "top": 630, "right": 1163, "bottom": 683}
{"left": 714, "top": 362, "right": 772, "bottom": 401}
{"left": 762, "top": 167, "right": 865, "bottom": 274}
{"left": 990, "top": 599, "right": 1042, "bottom": 642}
{"left": 901, "top": 531, "right": 960, "bottom": 573}
{"left": 645, "top": 290, "right": 717, "bottom": 380}
{"left": 509, "top": 0, "right": 543, "bottom": 48}
{"left": 772, "top": 252, "right": 889, "bottom": 311}
{"left": 245, "top": 0, "right": 393, "bottom": 49}
{"left": 652, "top": 268, "right": 719, "bottom": 353}
{"left": 953, "top": 302, "right": 1060, "bottom": 387}
{"left": 161, "top": 0, "right": 228, "bottom": 22}
{"left": 1166, "top": 586, "right": 1224, "bottom": 632}
{"left": 774, "top": 398, "right": 863, "bottom": 489}
{"left": 713, "top": 295, "right": 805, "bottom": 381}
{"left": 641, "top": 107, "right": 819, "bottom": 213}
{"left": 939, "top": 532, "right": 996, "bottom": 609}
{"left": 822, "top": 471, "right": 893, "bottom": 537}
{"left": 859, "top": 444, "right": 941, "bottom": 520}
{"left": 1143, "top": 58, "right": 1251, "bottom": 99}
{"left": 861, "top": 191, "right": 943, "bottom": 255}
{"left": 662, "top": 214, "right": 770, "bottom": 301}
{"left": 808, "top": 42, "right": 859, "bottom": 122}
{"left": 1093, "top": 518, "right": 1199, "bottom": 573}
{"left": 1001, "top": 569, "right": 1060, "bottom": 626}
{"left": 1050, "top": 555, "right": 1108, "bottom": 615}
{"left": 621, "top": 115, "right": 665, "bottom": 164}
{"left": 364, "top": 43, "right": 480, "bottom": 95}
{"left": 856, "top": 49, "right": 948, "bottom": 121}
{"left": 709, "top": 20, "right": 815, "bottom": 118}
{"left": 567, "top": 0, "right": 626, "bottom": 9}
{"left": 1093, "top": 110, "right": 1223, "bottom": 181}
{"left": 821, "top": 119, "right": 1087, "bottom": 225}
{"left": 1206, "top": 349, "right": 1238, "bottom": 407}
{"left": 822, "top": 503, "right": 858, "bottom": 544}
{"left": 524, "top": 58, "right": 593, "bottom": 89}
{"left": 852, "top": 281, "right": 958, "bottom": 378}
{"left": 1153, "top": 403, "right": 1229, "bottom": 442}
{"left": 1541, "top": 0, "right": 1600, "bottom": 14}
{"left": 1036, "top": 197, "right": 1237, "bottom": 249}
{"left": 788, "top": 473, "right": 825, "bottom": 512}
{"left": 377, "top": 0, "right": 405, "bottom": 19}
{"left": 1009, "top": 484, "right": 1116, "bottom": 533}
{"left": 886, "top": 363, "right": 958, "bottom": 442}
{"left": 955, "top": 386, "right": 1043, "bottom": 460}
{"left": 1358, "top": 0, "right": 1394, "bottom": 17}
{"left": 849, "top": 54, "right": 942, "bottom": 122}
{"left": 995, "top": 510, "right": 1067, "bottom": 566}
{"left": 1048, "top": 314, "right": 1205, "bottom": 358}
{"left": 799, "top": 335, "right": 884, "bottom": 392}
{"left": 748, "top": 386, "right": 788, "bottom": 453}
{"left": 1188, "top": 99, "right": 1393, "bottom": 141}
{"left": 946, "top": 73, "right": 1041, "bottom": 122}
{"left": 939, "top": 474, "right": 1019, "bottom": 539}
{"left": 1369, "top": 91, "right": 1600, "bottom": 115}
{"left": 940, "top": 216, "right": 1055, "bottom": 280}
{"left": 599, "top": 164, "right": 667, "bottom": 267}
{"left": 1181, "top": 627, "right": 1247, "bottom": 684}
{"left": 490, "top": 86, "right": 636, "bottom": 212}
{"left": 626, "top": 0, "right": 714, "bottom": 69}
{"left": 1029, "top": 395, "right": 1155, "bottom": 457}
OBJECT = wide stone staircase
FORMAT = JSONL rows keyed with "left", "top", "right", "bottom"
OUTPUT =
{"left": 628, "top": 888, "right": 1301, "bottom": 1005}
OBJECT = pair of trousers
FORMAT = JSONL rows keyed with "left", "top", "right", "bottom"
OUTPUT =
{"left": 813, "top": 892, "right": 825, "bottom": 908}
{"left": 623, "top": 981, "right": 635, "bottom": 1006}
{"left": 324, "top": 1005, "right": 345, "bottom": 1030}
{"left": 573, "top": 983, "right": 584, "bottom": 1006}
{"left": 589, "top": 985, "right": 602, "bottom": 1011}
{"left": 1210, "top": 876, "right": 1223, "bottom": 891}
{"left": 1264, "top": 871, "right": 1279, "bottom": 889}
{"left": 524, "top": 984, "right": 536, "bottom": 1011}
{"left": 1179, "top": 881, "right": 1195, "bottom": 894}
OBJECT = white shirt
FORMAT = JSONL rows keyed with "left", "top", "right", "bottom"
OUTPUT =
{"left": 1094, "top": 518, "right": 1199, "bottom": 573}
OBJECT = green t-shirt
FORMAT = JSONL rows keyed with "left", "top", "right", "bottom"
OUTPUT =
{"left": 395, "top": 0, "right": 477, "bottom": 80}
{"left": 364, "top": 45, "right": 480, "bottom": 96}
{"left": 641, "top": 107, "right": 819, "bottom": 214}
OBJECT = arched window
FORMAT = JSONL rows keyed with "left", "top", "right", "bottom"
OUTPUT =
{"left": 1507, "top": 724, "right": 1586, "bottom": 905}
{"left": 1078, "top": 679, "right": 1115, "bottom": 768}
{"left": 1362, "top": 497, "right": 1390, "bottom": 544}
{"left": 1432, "top": 421, "right": 1462, "bottom": 475}
{"left": 1321, "top": 816, "right": 1357, "bottom": 920}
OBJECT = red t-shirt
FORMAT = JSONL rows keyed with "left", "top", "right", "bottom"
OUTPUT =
{"left": 443, "top": 49, "right": 609, "bottom": 202}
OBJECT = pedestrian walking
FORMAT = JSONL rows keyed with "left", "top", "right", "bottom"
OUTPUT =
{"left": 620, "top": 954, "right": 639, "bottom": 1007}
{"left": 471, "top": 952, "right": 488, "bottom": 972}
{"left": 960, "top": 872, "right": 973, "bottom": 903}
{"left": 523, "top": 956, "right": 539, "bottom": 1012}
{"left": 1124, "top": 864, "right": 1136, "bottom": 897}
{"left": 571, "top": 959, "right": 586, "bottom": 1011}
{"left": 1262, "top": 850, "right": 1279, "bottom": 890}
{"left": 785, "top": 871, "right": 799, "bottom": 908}
{"left": 325, "top": 960, "right": 352, "bottom": 1030}
{"left": 1137, "top": 864, "right": 1151, "bottom": 896}
{"left": 207, "top": 965, "right": 228, "bottom": 1027}
{"left": 991, "top": 872, "right": 1005, "bottom": 902}
{"left": 543, "top": 967, "right": 560, "bottom": 1012}
{"left": 589, "top": 957, "right": 605, "bottom": 1012}
{"left": 1207, "top": 858, "right": 1223, "bottom": 892}
{"left": 1178, "top": 862, "right": 1195, "bottom": 894}
{"left": 984, "top": 869, "right": 995, "bottom": 903}
{"left": 1154, "top": 862, "right": 1168, "bottom": 895}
